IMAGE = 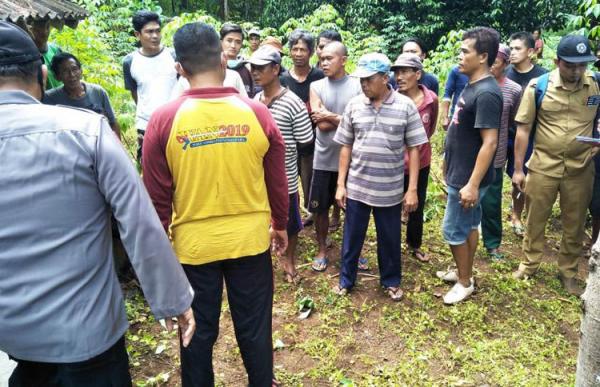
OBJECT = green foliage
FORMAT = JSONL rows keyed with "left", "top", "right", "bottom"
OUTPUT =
{"left": 76, "top": 0, "right": 163, "bottom": 57}
{"left": 567, "top": 0, "right": 600, "bottom": 40}
{"left": 161, "top": 10, "right": 222, "bottom": 46}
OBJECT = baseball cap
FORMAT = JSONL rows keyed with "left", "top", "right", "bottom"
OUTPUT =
{"left": 248, "top": 28, "right": 261, "bottom": 37}
{"left": 557, "top": 34, "right": 597, "bottom": 63}
{"left": 0, "top": 21, "right": 42, "bottom": 65}
{"left": 260, "top": 36, "right": 284, "bottom": 54}
{"left": 351, "top": 53, "right": 391, "bottom": 78}
{"left": 246, "top": 45, "right": 281, "bottom": 66}
{"left": 391, "top": 53, "right": 423, "bottom": 71}
{"left": 497, "top": 43, "right": 510, "bottom": 62}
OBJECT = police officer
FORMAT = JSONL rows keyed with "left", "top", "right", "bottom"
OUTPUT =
{"left": 0, "top": 21, "right": 195, "bottom": 385}
{"left": 512, "top": 34, "right": 600, "bottom": 296}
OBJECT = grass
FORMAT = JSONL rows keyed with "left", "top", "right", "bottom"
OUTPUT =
{"left": 121, "top": 128, "right": 585, "bottom": 386}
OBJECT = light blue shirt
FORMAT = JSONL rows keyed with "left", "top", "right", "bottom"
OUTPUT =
{"left": 0, "top": 90, "right": 193, "bottom": 362}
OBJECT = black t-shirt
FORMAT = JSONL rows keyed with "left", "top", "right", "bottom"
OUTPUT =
{"left": 506, "top": 64, "right": 547, "bottom": 90}
{"left": 280, "top": 67, "right": 325, "bottom": 155}
{"left": 445, "top": 76, "right": 503, "bottom": 188}
{"left": 280, "top": 67, "right": 325, "bottom": 104}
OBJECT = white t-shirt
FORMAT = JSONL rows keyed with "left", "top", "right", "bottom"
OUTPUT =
{"left": 123, "top": 47, "right": 178, "bottom": 131}
{"left": 170, "top": 69, "right": 248, "bottom": 100}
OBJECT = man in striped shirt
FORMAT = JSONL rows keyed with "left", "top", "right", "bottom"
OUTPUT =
{"left": 334, "top": 53, "right": 428, "bottom": 301}
{"left": 481, "top": 44, "right": 521, "bottom": 259}
{"left": 251, "top": 46, "right": 314, "bottom": 283}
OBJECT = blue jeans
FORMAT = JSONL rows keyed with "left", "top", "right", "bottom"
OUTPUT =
{"left": 443, "top": 184, "right": 489, "bottom": 245}
{"left": 339, "top": 198, "right": 402, "bottom": 289}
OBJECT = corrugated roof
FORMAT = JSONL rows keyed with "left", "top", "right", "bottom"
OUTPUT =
{"left": 0, "top": 0, "right": 88, "bottom": 25}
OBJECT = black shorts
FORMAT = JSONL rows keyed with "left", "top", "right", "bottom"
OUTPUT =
{"left": 308, "top": 170, "right": 338, "bottom": 214}
{"left": 287, "top": 192, "right": 303, "bottom": 236}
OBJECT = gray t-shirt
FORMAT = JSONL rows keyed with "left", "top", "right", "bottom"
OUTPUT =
{"left": 311, "top": 75, "right": 362, "bottom": 171}
{"left": 44, "top": 82, "right": 116, "bottom": 124}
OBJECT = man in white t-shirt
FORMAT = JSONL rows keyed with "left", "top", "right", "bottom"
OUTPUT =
{"left": 123, "top": 10, "right": 178, "bottom": 162}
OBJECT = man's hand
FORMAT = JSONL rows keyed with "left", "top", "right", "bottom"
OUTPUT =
{"left": 442, "top": 116, "right": 450, "bottom": 131}
{"left": 458, "top": 183, "right": 478, "bottom": 209}
{"left": 310, "top": 109, "right": 330, "bottom": 123}
{"left": 165, "top": 307, "right": 195, "bottom": 348}
{"left": 335, "top": 186, "right": 347, "bottom": 210}
{"left": 512, "top": 169, "right": 526, "bottom": 193}
{"left": 403, "top": 189, "right": 418, "bottom": 213}
{"left": 270, "top": 228, "right": 288, "bottom": 257}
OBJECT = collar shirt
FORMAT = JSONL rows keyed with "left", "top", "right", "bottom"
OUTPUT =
{"left": 334, "top": 89, "right": 428, "bottom": 207}
{"left": 515, "top": 69, "right": 600, "bottom": 177}
{"left": 0, "top": 91, "right": 192, "bottom": 362}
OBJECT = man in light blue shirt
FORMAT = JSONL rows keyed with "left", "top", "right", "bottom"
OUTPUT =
{"left": 0, "top": 21, "right": 195, "bottom": 386}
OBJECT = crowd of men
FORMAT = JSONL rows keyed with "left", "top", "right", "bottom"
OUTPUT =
{"left": 1, "top": 10, "right": 600, "bottom": 386}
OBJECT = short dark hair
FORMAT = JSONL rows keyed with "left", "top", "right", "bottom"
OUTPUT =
{"left": 402, "top": 37, "right": 427, "bottom": 54}
{"left": 288, "top": 29, "right": 315, "bottom": 54}
{"left": 220, "top": 23, "right": 244, "bottom": 40}
{"left": 174, "top": 22, "right": 222, "bottom": 76}
{"left": 510, "top": 31, "right": 535, "bottom": 49}
{"left": 463, "top": 27, "right": 500, "bottom": 67}
{"left": 50, "top": 52, "right": 81, "bottom": 77}
{"left": 0, "top": 59, "right": 42, "bottom": 84}
{"left": 132, "top": 10, "right": 160, "bottom": 32}
{"left": 318, "top": 29, "right": 342, "bottom": 43}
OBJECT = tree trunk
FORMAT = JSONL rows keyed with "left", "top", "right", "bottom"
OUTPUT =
{"left": 576, "top": 241, "right": 600, "bottom": 386}
{"left": 222, "top": 0, "right": 229, "bottom": 20}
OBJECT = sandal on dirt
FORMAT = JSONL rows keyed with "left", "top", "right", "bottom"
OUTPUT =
{"left": 284, "top": 271, "right": 302, "bottom": 285}
{"left": 411, "top": 248, "right": 430, "bottom": 263}
{"left": 333, "top": 284, "right": 349, "bottom": 296}
{"left": 358, "top": 257, "right": 370, "bottom": 271}
{"left": 511, "top": 222, "right": 525, "bottom": 237}
{"left": 385, "top": 286, "right": 404, "bottom": 301}
{"left": 487, "top": 249, "right": 504, "bottom": 260}
{"left": 311, "top": 257, "right": 328, "bottom": 272}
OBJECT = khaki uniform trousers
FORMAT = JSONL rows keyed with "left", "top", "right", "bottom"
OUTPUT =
{"left": 519, "top": 165, "right": 594, "bottom": 278}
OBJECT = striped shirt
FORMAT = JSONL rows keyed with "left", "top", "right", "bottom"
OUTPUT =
{"left": 495, "top": 77, "right": 521, "bottom": 168}
{"left": 334, "top": 89, "right": 428, "bottom": 207}
{"left": 255, "top": 88, "right": 314, "bottom": 193}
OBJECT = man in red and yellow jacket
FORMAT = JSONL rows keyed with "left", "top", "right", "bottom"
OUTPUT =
{"left": 143, "top": 22, "right": 288, "bottom": 386}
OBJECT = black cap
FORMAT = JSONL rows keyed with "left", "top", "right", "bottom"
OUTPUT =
{"left": 0, "top": 21, "right": 42, "bottom": 66}
{"left": 557, "top": 34, "right": 597, "bottom": 63}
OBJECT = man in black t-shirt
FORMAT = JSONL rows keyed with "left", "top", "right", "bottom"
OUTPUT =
{"left": 438, "top": 27, "right": 502, "bottom": 305}
{"left": 280, "top": 30, "right": 325, "bottom": 223}
{"left": 505, "top": 31, "right": 548, "bottom": 237}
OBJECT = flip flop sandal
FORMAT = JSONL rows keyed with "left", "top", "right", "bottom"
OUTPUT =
{"left": 487, "top": 250, "right": 504, "bottom": 260}
{"left": 333, "top": 284, "right": 349, "bottom": 296}
{"left": 511, "top": 223, "right": 525, "bottom": 237}
{"left": 284, "top": 271, "right": 302, "bottom": 285}
{"left": 358, "top": 257, "right": 370, "bottom": 271}
{"left": 311, "top": 257, "right": 328, "bottom": 272}
{"left": 385, "top": 286, "right": 404, "bottom": 301}
{"left": 411, "top": 249, "right": 430, "bottom": 262}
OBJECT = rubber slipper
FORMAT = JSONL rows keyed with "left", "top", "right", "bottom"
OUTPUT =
{"left": 511, "top": 222, "right": 524, "bottom": 237}
{"left": 311, "top": 257, "right": 328, "bottom": 272}
{"left": 385, "top": 286, "right": 403, "bottom": 301}
{"left": 487, "top": 250, "right": 504, "bottom": 260}
{"left": 333, "top": 284, "right": 348, "bottom": 296}
{"left": 358, "top": 257, "right": 370, "bottom": 271}
{"left": 329, "top": 221, "right": 340, "bottom": 232}
{"left": 411, "top": 249, "right": 430, "bottom": 262}
{"left": 284, "top": 271, "right": 302, "bottom": 285}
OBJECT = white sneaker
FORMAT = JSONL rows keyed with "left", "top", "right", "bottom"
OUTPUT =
{"left": 443, "top": 281, "right": 475, "bottom": 304}
{"left": 436, "top": 268, "right": 459, "bottom": 282}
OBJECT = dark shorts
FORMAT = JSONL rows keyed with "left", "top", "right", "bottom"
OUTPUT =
{"left": 590, "top": 168, "right": 600, "bottom": 217}
{"left": 308, "top": 169, "right": 338, "bottom": 214}
{"left": 287, "top": 192, "right": 303, "bottom": 236}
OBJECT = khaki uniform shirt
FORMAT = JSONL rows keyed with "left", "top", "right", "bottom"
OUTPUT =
{"left": 515, "top": 69, "right": 600, "bottom": 177}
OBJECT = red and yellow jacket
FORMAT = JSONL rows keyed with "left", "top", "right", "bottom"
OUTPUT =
{"left": 143, "top": 87, "right": 288, "bottom": 265}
